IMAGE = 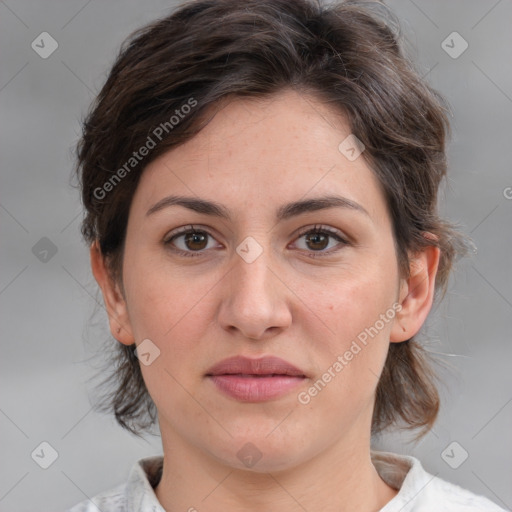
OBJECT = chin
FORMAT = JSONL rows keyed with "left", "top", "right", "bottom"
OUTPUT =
{"left": 210, "top": 432, "right": 311, "bottom": 474}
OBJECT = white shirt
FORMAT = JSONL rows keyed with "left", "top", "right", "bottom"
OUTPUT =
{"left": 67, "top": 451, "right": 506, "bottom": 511}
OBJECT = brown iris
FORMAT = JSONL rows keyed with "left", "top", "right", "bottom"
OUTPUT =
{"left": 184, "top": 231, "right": 208, "bottom": 250}
{"left": 305, "top": 232, "right": 329, "bottom": 251}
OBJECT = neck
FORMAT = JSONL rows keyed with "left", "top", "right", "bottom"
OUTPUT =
{"left": 154, "top": 425, "right": 397, "bottom": 512}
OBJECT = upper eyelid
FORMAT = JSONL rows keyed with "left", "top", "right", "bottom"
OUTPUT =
{"left": 294, "top": 224, "right": 346, "bottom": 239}
{"left": 164, "top": 224, "right": 213, "bottom": 240}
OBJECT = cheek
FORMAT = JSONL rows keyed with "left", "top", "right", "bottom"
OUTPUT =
{"left": 305, "top": 260, "right": 398, "bottom": 395}
{"left": 123, "top": 248, "right": 217, "bottom": 340}
{"left": 127, "top": 273, "right": 216, "bottom": 413}
{"left": 123, "top": 261, "right": 224, "bottom": 406}
{"left": 319, "top": 264, "right": 398, "bottom": 344}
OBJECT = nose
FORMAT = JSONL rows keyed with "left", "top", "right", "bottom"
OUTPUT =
{"left": 217, "top": 244, "right": 292, "bottom": 341}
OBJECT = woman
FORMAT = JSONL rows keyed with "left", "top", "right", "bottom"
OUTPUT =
{"left": 69, "top": 0, "right": 504, "bottom": 510}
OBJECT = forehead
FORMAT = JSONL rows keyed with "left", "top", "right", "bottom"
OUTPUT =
{"left": 132, "top": 90, "right": 388, "bottom": 223}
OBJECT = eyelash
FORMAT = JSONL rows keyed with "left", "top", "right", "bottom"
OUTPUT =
{"left": 163, "top": 224, "right": 349, "bottom": 259}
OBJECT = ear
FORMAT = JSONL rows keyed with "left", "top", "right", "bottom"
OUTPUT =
{"left": 390, "top": 241, "right": 441, "bottom": 343}
{"left": 90, "top": 240, "right": 135, "bottom": 346}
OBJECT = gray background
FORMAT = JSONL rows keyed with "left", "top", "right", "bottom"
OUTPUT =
{"left": 1, "top": 1, "right": 511, "bottom": 510}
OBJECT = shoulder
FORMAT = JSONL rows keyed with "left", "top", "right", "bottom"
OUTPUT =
{"left": 418, "top": 476, "right": 506, "bottom": 511}
{"left": 66, "top": 483, "right": 127, "bottom": 512}
{"left": 66, "top": 456, "right": 164, "bottom": 512}
{"left": 372, "top": 451, "right": 506, "bottom": 512}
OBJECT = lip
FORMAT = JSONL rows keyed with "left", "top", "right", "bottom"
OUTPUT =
{"left": 205, "top": 356, "right": 307, "bottom": 402}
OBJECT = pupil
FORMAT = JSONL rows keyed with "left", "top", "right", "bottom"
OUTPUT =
{"left": 306, "top": 232, "right": 328, "bottom": 250}
{"left": 185, "top": 231, "right": 206, "bottom": 250}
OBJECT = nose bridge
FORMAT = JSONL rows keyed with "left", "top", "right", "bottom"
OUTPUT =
{"left": 235, "top": 244, "right": 272, "bottom": 296}
{"left": 232, "top": 240, "right": 276, "bottom": 310}
{"left": 218, "top": 238, "right": 291, "bottom": 339}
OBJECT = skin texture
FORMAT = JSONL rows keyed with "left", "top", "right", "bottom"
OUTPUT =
{"left": 91, "top": 90, "right": 440, "bottom": 512}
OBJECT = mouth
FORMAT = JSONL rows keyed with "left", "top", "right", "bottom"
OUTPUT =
{"left": 205, "top": 355, "right": 307, "bottom": 402}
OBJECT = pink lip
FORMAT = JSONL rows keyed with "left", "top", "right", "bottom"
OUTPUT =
{"left": 206, "top": 356, "right": 307, "bottom": 402}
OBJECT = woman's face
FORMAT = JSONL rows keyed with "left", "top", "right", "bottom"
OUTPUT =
{"left": 108, "top": 90, "right": 412, "bottom": 470}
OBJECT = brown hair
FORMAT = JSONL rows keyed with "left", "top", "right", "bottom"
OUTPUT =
{"left": 76, "top": 0, "right": 468, "bottom": 437}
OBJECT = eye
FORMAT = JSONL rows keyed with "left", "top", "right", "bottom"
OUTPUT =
{"left": 164, "top": 225, "right": 220, "bottom": 257}
{"left": 292, "top": 225, "right": 348, "bottom": 257}
{"left": 164, "top": 224, "right": 349, "bottom": 258}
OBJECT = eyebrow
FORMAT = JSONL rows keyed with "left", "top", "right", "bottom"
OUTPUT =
{"left": 146, "top": 194, "right": 370, "bottom": 221}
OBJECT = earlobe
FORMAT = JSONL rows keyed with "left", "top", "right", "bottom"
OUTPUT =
{"left": 89, "top": 240, "right": 135, "bottom": 346}
{"left": 390, "top": 244, "right": 441, "bottom": 343}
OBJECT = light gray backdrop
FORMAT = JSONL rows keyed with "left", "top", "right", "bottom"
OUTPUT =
{"left": 1, "top": 1, "right": 511, "bottom": 511}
